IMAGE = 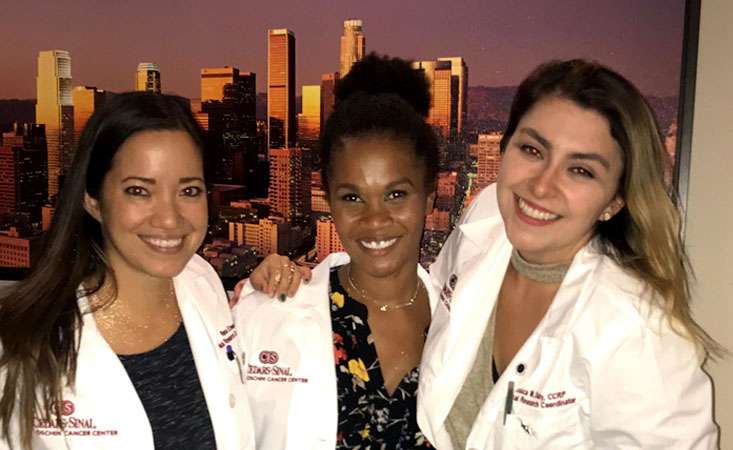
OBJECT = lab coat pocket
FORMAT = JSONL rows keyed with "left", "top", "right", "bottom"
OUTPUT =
{"left": 504, "top": 406, "right": 591, "bottom": 449}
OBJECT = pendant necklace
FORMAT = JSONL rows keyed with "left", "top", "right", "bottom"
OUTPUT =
{"left": 346, "top": 264, "right": 422, "bottom": 312}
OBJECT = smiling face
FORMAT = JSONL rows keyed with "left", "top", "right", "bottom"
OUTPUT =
{"left": 497, "top": 96, "right": 625, "bottom": 264}
{"left": 328, "top": 134, "right": 435, "bottom": 279}
{"left": 84, "top": 129, "right": 208, "bottom": 282}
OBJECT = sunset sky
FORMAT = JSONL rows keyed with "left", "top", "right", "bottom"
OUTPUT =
{"left": 1, "top": 0, "right": 686, "bottom": 99}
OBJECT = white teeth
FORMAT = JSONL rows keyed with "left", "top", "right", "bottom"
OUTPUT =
{"left": 518, "top": 198, "right": 560, "bottom": 221}
{"left": 360, "top": 238, "right": 397, "bottom": 250}
{"left": 143, "top": 237, "right": 183, "bottom": 248}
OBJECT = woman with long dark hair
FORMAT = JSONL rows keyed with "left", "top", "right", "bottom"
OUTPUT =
{"left": 0, "top": 92, "right": 254, "bottom": 450}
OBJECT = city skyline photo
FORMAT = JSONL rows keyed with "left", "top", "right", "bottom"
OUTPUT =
{"left": 0, "top": 0, "right": 690, "bottom": 277}
{"left": 2, "top": 0, "right": 684, "bottom": 99}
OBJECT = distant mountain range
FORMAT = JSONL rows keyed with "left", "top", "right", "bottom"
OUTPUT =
{"left": 465, "top": 86, "right": 679, "bottom": 135}
{"left": 1, "top": 89, "right": 678, "bottom": 135}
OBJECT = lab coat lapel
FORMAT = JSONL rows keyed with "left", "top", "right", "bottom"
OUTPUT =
{"left": 538, "top": 242, "right": 603, "bottom": 337}
{"left": 420, "top": 229, "right": 512, "bottom": 441}
{"left": 70, "top": 302, "right": 154, "bottom": 450}
{"left": 418, "top": 265, "right": 439, "bottom": 314}
{"left": 175, "top": 273, "right": 238, "bottom": 450}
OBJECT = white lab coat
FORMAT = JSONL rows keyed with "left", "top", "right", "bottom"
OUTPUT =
{"left": 233, "top": 252, "right": 439, "bottom": 450}
{"left": 1, "top": 254, "right": 255, "bottom": 450}
{"left": 418, "top": 184, "right": 718, "bottom": 449}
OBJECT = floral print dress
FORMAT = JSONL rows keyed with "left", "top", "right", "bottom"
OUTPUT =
{"left": 329, "top": 268, "right": 432, "bottom": 449}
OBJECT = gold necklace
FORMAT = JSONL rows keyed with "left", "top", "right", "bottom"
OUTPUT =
{"left": 92, "top": 280, "right": 180, "bottom": 345}
{"left": 346, "top": 265, "right": 422, "bottom": 312}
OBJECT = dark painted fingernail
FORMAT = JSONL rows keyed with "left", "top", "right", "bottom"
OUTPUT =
{"left": 279, "top": 293, "right": 287, "bottom": 302}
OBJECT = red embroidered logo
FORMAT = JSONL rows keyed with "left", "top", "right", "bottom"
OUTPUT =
{"left": 259, "top": 350, "right": 279, "bottom": 364}
{"left": 60, "top": 400, "right": 75, "bottom": 416}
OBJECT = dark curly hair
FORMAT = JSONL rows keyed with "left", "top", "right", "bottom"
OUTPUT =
{"left": 320, "top": 53, "right": 438, "bottom": 193}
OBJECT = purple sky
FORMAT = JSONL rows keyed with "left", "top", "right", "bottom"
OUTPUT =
{"left": 1, "top": 0, "right": 685, "bottom": 99}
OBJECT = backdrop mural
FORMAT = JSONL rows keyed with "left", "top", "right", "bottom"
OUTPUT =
{"left": 0, "top": 0, "right": 694, "bottom": 284}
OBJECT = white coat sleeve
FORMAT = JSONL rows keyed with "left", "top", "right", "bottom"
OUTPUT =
{"left": 429, "top": 186, "right": 486, "bottom": 292}
{"left": 588, "top": 319, "right": 718, "bottom": 449}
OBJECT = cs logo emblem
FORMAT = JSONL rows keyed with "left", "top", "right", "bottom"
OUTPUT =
{"left": 259, "top": 350, "right": 279, "bottom": 365}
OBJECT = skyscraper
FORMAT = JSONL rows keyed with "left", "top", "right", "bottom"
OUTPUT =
{"left": 438, "top": 57, "right": 468, "bottom": 134}
{"left": 297, "top": 85, "right": 320, "bottom": 147}
{"left": 475, "top": 133, "right": 502, "bottom": 193}
{"left": 340, "top": 19, "right": 365, "bottom": 77}
{"left": 268, "top": 147, "right": 311, "bottom": 223}
{"left": 431, "top": 61, "right": 457, "bottom": 138}
{"left": 72, "top": 86, "right": 106, "bottom": 145}
{"left": 320, "top": 72, "right": 339, "bottom": 130}
{"left": 36, "top": 50, "right": 73, "bottom": 198}
{"left": 0, "top": 123, "right": 48, "bottom": 222}
{"left": 200, "top": 67, "right": 257, "bottom": 188}
{"left": 201, "top": 67, "right": 238, "bottom": 102}
{"left": 135, "top": 62, "right": 161, "bottom": 93}
{"left": 412, "top": 59, "right": 460, "bottom": 138}
{"left": 316, "top": 217, "right": 343, "bottom": 262}
{"left": 267, "top": 29, "right": 296, "bottom": 149}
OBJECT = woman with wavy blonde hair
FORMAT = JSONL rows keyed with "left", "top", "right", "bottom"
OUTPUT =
{"left": 418, "top": 58, "right": 719, "bottom": 449}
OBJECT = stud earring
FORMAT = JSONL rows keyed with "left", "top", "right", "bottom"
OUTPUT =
{"left": 600, "top": 211, "right": 612, "bottom": 222}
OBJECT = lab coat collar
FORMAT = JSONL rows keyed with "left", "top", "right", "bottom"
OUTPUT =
{"left": 71, "top": 255, "right": 243, "bottom": 450}
{"left": 175, "top": 257, "right": 243, "bottom": 450}
{"left": 457, "top": 185, "right": 507, "bottom": 258}
{"left": 539, "top": 239, "right": 606, "bottom": 337}
{"left": 74, "top": 300, "right": 155, "bottom": 449}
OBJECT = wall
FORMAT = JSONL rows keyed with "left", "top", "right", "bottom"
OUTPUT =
{"left": 686, "top": 0, "right": 733, "bottom": 447}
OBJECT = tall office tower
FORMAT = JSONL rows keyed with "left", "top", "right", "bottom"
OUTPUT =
{"left": 320, "top": 72, "right": 339, "bottom": 129}
{"left": 412, "top": 60, "right": 436, "bottom": 87}
{"left": 316, "top": 217, "right": 343, "bottom": 262}
{"left": 430, "top": 61, "right": 458, "bottom": 138}
{"left": 311, "top": 171, "right": 330, "bottom": 213}
{"left": 36, "top": 50, "right": 73, "bottom": 198}
{"left": 267, "top": 29, "right": 296, "bottom": 149}
{"left": 297, "top": 85, "right": 321, "bottom": 147}
{"left": 475, "top": 133, "right": 502, "bottom": 193}
{"left": 413, "top": 59, "right": 460, "bottom": 138}
{"left": 438, "top": 57, "right": 468, "bottom": 135}
{"left": 72, "top": 86, "right": 106, "bottom": 145}
{"left": 268, "top": 147, "right": 311, "bottom": 223}
{"left": 201, "top": 67, "right": 237, "bottom": 102}
{"left": 426, "top": 171, "right": 458, "bottom": 232}
{"left": 340, "top": 19, "right": 365, "bottom": 77}
{"left": 135, "top": 63, "right": 161, "bottom": 93}
{"left": 200, "top": 67, "right": 257, "bottom": 188}
{"left": 0, "top": 123, "right": 48, "bottom": 222}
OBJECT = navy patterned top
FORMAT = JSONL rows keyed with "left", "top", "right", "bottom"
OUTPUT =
{"left": 329, "top": 268, "right": 432, "bottom": 449}
{"left": 118, "top": 322, "right": 217, "bottom": 450}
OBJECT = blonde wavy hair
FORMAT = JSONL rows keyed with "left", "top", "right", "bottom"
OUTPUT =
{"left": 500, "top": 59, "right": 722, "bottom": 357}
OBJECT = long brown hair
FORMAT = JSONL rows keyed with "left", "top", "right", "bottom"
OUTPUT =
{"left": 0, "top": 92, "right": 205, "bottom": 449}
{"left": 500, "top": 59, "right": 722, "bottom": 357}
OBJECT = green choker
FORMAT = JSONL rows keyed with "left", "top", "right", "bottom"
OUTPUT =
{"left": 510, "top": 248, "right": 569, "bottom": 284}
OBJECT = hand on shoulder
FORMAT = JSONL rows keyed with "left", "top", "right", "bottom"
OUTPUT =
{"left": 230, "top": 254, "right": 311, "bottom": 306}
